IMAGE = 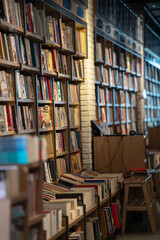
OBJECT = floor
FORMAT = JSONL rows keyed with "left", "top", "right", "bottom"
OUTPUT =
{"left": 117, "top": 232, "right": 160, "bottom": 240}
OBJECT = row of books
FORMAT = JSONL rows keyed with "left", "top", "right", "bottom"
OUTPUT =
{"left": 99, "top": 88, "right": 106, "bottom": 104}
{"left": 69, "top": 84, "right": 79, "bottom": 103}
{"left": 46, "top": 16, "right": 62, "bottom": 44}
{"left": 0, "top": 105, "right": 16, "bottom": 132}
{"left": 16, "top": 72, "right": 34, "bottom": 100}
{"left": 76, "top": 30, "right": 86, "bottom": 55}
{"left": 69, "top": 107, "right": 80, "bottom": 126}
{"left": 38, "top": 105, "right": 52, "bottom": 129}
{"left": 2, "top": 0, "right": 22, "bottom": 28}
{"left": 56, "top": 132, "right": 66, "bottom": 155}
{"left": 18, "top": 105, "right": 34, "bottom": 131}
{"left": 37, "top": 77, "right": 52, "bottom": 101}
{"left": 41, "top": 133, "right": 54, "bottom": 157}
{"left": 72, "top": 59, "right": 84, "bottom": 79}
{"left": 41, "top": 49, "right": 58, "bottom": 72}
{"left": 0, "top": 135, "right": 47, "bottom": 164}
{"left": 71, "top": 152, "right": 82, "bottom": 173}
{"left": 43, "top": 208, "right": 63, "bottom": 239}
{"left": 62, "top": 22, "right": 73, "bottom": 50}
{"left": 96, "top": 42, "right": 103, "bottom": 61}
{"left": 0, "top": 71, "right": 13, "bottom": 98}
{"left": 55, "top": 107, "right": 67, "bottom": 128}
{"left": 54, "top": 81, "right": 64, "bottom": 102}
{"left": 25, "top": 3, "right": 46, "bottom": 37}
{"left": 70, "top": 131, "right": 81, "bottom": 151}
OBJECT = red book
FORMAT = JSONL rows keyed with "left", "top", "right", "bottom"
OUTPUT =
{"left": 52, "top": 49, "right": 59, "bottom": 72}
{"left": 112, "top": 203, "right": 120, "bottom": 229}
{"left": 6, "top": 105, "right": 13, "bottom": 131}
{"left": 38, "top": 107, "right": 42, "bottom": 128}
{"left": 27, "top": 4, "right": 33, "bottom": 33}
{"left": 72, "top": 184, "right": 99, "bottom": 196}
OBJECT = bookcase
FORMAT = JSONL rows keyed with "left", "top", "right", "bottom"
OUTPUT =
{"left": 144, "top": 51, "right": 160, "bottom": 132}
{"left": 94, "top": 1, "right": 143, "bottom": 135}
{"left": 0, "top": 162, "right": 43, "bottom": 240}
{"left": 0, "top": 0, "right": 87, "bottom": 179}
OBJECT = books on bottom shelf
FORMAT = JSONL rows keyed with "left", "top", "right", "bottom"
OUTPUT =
{"left": 86, "top": 217, "right": 101, "bottom": 240}
{"left": 0, "top": 135, "right": 47, "bottom": 164}
{"left": 69, "top": 231, "right": 84, "bottom": 240}
{"left": 43, "top": 209, "right": 62, "bottom": 239}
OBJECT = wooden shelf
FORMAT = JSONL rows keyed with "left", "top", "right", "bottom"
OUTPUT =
{"left": 11, "top": 192, "right": 28, "bottom": 205}
{"left": 29, "top": 213, "right": 43, "bottom": 227}
{"left": 56, "top": 151, "right": 69, "bottom": 157}
{"left": 69, "top": 214, "right": 84, "bottom": 228}
{"left": 55, "top": 101, "right": 66, "bottom": 105}
{"left": 86, "top": 204, "right": 97, "bottom": 216}
{"left": 70, "top": 149, "right": 81, "bottom": 154}
{"left": 74, "top": 51, "right": 87, "bottom": 59}
{"left": 0, "top": 19, "right": 24, "bottom": 34}
{"left": 0, "top": 59, "right": 20, "bottom": 68}
{"left": 48, "top": 154, "right": 55, "bottom": 159}
{"left": 0, "top": 97, "right": 15, "bottom": 102}
{"left": 26, "top": 31, "right": 44, "bottom": 41}
{"left": 72, "top": 76, "right": 84, "bottom": 82}
{"left": 18, "top": 99, "right": 34, "bottom": 103}
{"left": 19, "top": 129, "right": 36, "bottom": 134}
{"left": 62, "top": 46, "right": 74, "bottom": 54}
{"left": 56, "top": 126, "right": 68, "bottom": 131}
{"left": 0, "top": 131, "right": 16, "bottom": 136}
{"left": 69, "top": 102, "right": 79, "bottom": 106}
{"left": 39, "top": 127, "right": 54, "bottom": 133}
{"left": 22, "top": 65, "right": 40, "bottom": 73}
{"left": 70, "top": 125, "right": 80, "bottom": 130}
{"left": 43, "top": 39, "right": 61, "bottom": 49}
{"left": 48, "top": 227, "right": 66, "bottom": 240}
{"left": 38, "top": 100, "right": 53, "bottom": 104}
{"left": 43, "top": 70, "right": 57, "bottom": 77}
{"left": 28, "top": 162, "right": 42, "bottom": 169}
{"left": 58, "top": 73, "right": 71, "bottom": 80}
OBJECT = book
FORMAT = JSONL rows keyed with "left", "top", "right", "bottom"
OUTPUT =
{"left": 0, "top": 71, "right": 13, "bottom": 98}
{"left": 71, "top": 152, "right": 82, "bottom": 173}
{"left": 56, "top": 132, "right": 65, "bottom": 154}
{"left": 69, "top": 107, "right": 80, "bottom": 126}
{"left": 69, "top": 84, "right": 79, "bottom": 103}
{"left": 72, "top": 59, "right": 84, "bottom": 78}
{"left": 38, "top": 105, "right": 52, "bottom": 129}
{"left": 16, "top": 72, "right": 34, "bottom": 99}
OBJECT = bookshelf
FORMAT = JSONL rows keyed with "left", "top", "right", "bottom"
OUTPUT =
{"left": 0, "top": 0, "right": 87, "bottom": 178}
{"left": 144, "top": 49, "right": 160, "bottom": 132}
{"left": 94, "top": 5, "right": 143, "bottom": 135}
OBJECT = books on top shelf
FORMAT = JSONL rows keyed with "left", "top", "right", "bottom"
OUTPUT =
{"left": 25, "top": 2, "right": 46, "bottom": 37}
{"left": 62, "top": 22, "right": 73, "bottom": 50}
{"left": 71, "top": 152, "right": 82, "bottom": 173}
{"left": 76, "top": 29, "right": 86, "bottom": 54}
{"left": 18, "top": 105, "right": 34, "bottom": 131}
{"left": 0, "top": 71, "right": 13, "bottom": 98}
{"left": 0, "top": 32, "right": 20, "bottom": 63}
{"left": 46, "top": 16, "right": 62, "bottom": 44}
{"left": 105, "top": 46, "right": 112, "bottom": 65}
{"left": 96, "top": 42, "right": 103, "bottom": 61}
{"left": 72, "top": 59, "right": 84, "bottom": 79}
{"left": 54, "top": 81, "right": 64, "bottom": 102}
{"left": 69, "top": 84, "right": 79, "bottom": 103}
{"left": 0, "top": 135, "right": 47, "bottom": 164}
{"left": 2, "top": 0, "right": 22, "bottom": 28}
{"left": 55, "top": 107, "right": 67, "bottom": 128}
{"left": 70, "top": 131, "right": 81, "bottom": 151}
{"left": 37, "top": 77, "right": 52, "bottom": 101}
{"left": 69, "top": 107, "right": 80, "bottom": 127}
{"left": 16, "top": 72, "right": 34, "bottom": 100}
{"left": 38, "top": 105, "right": 52, "bottom": 129}
{"left": 121, "top": 51, "right": 126, "bottom": 69}
{"left": 19, "top": 36, "right": 39, "bottom": 67}
{"left": 56, "top": 132, "right": 66, "bottom": 154}
{"left": 0, "top": 105, "right": 17, "bottom": 132}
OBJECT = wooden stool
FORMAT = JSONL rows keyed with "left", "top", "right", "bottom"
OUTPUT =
{"left": 151, "top": 169, "right": 160, "bottom": 202}
{"left": 121, "top": 175, "right": 159, "bottom": 234}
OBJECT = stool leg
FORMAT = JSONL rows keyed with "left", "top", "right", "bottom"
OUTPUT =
{"left": 121, "top": 184, "right": 129, "bottom": 234}
{"left": 143, "top": 184, "right": 157, "bottom": 233}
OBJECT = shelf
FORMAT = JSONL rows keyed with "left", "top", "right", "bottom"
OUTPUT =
{"left": 95, "top": 81, "right": 101, "bottom": 85}
{"left": 56, "top": 126, "right": 68, "bottom": 131}
{"left": 29, "top": 213, "right": 43, "bottom": 227}
{"left": 70, "top": 125, "right": 80, "bottom": 130}
{"left": 111, "top": 190, "right": 120, "bottom": 198}
{"left": 102, "top": 82, "right": 109, "bottom": 87}
{"left": 96, "top": 59, "right": 104, "bottom": 64}
{"left": 100, "top": 196, "right": 110, "bottom": 206}
{"left": 19, "top": 129, "right": 36, "bottom": 134}
{"left": 69, "top": 214, "right": 84, "bottom": 228}
{"left": 18, "top": 99, "right": 34, "bottom": 104}
{"left": 43, "top": 39, "right": 61, "bottom": 49}
{"left": 99, "top": 103, "right": 106, "bottom": 107}
{"left": 22, "top": 65, "right": 40, "bottom": 73}
{"left": 61, "top": 47, "right": 74, "bottom": 54}
{"left": 39, "top": 127, "right": 54, "bottom": 133}
{"left": 58, "top": 73, "right": 71, "bottom": 80}
{"left": 74, "top": 51, "right": 87, "bottom": 59}
{"left": 55, "top": 101, "right": 66, "bottom": 105}
{"left": 11, "top": 192, "right": 28, "bottom": 205}
{"left": 72, "top": 76, "right": 84, "bottom": 82}
{"left": 48, "top": 154, "right": 55, "bottom": 159}
{"left": 0, "top": 97, "right": 15, "bottom": 102}
{"left": 70, "top": 149, "right": 81, "bottom": 154}
{"left": 26, "top": 31, "right": 44, "bottom": 42}
{"left": 0, "top": 131, "right": 16, "bottom": 136}
{"left": 86, "top": 204, "right": 97, "bottom": 216}
{"left": 38, "top": 100, "right": 53, "bottom": 104}
{"left": 43, "top": 70, "right": 57, "bottom": 77}
{"left": 0, "top": 19, "right": 24, "bottom": 34}
{"left": 69, "top": 102, "right": 79, "bottom": 106}
{"left": 0, "top": 59, "right": 20, "bottom": 69}
{"left": 56, "top": 151, "right": 69, "bottom": 157}
{"left": 28, "top": 162, "right": 41, "bottom": 169}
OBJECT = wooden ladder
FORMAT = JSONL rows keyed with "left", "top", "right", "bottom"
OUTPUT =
{"left": 121, "top": 175, "right": 159, "bottom": 234}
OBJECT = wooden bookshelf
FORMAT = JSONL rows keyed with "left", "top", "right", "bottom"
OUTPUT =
{"left": 95, "top": 24, "right": 142, "bottom": 135}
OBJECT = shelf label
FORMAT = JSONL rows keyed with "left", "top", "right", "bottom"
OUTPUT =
{"left": 97, "top": 19, "right": 103, "bottom": 29}
{"left": 106, "top": 25, "right": 111, "bottom": 34}
{"left": 77, "top": 6, "right": 84, "bottom": 18}
{"left": 63, "top": 0, "right": 71, "bottom": 10}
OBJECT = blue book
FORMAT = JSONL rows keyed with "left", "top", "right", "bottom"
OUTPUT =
{"left": 0, "top": 136, "right": 28, "bottom": 152}
{"left": 0, "top": 151, "right": 28, "bottom": 164}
